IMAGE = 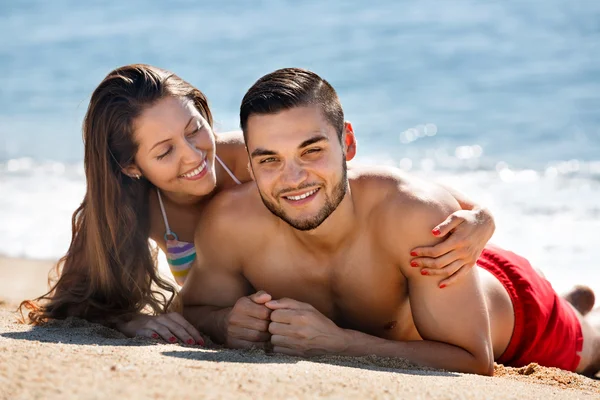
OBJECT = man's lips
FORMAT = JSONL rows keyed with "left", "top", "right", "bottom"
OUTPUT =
{"left": 281, "top": 187, "right": 321, "bottom": 203}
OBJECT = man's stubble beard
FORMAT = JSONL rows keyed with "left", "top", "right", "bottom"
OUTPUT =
{"left": 258, "top": 162, "right": 348, "bottom": 231}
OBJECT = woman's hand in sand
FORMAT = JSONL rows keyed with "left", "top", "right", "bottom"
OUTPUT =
{"left": 266, "top": 298, "right": 348, "bottom": 357}
{"left": 117, "top": 312, "right": 204, "bottom": 346}
{"left": 222, "top": 291, "right": 273, "bottom": 350}
{"left": 409, "top": 208, "right": 495, "bottom": 288}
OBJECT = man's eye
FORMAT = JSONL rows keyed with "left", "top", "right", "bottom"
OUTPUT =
{"left": 304, "top": 148, "right": 322, "bottom": 155}
{"left": 260, "top": 157, "right": 278, "bottom": 164}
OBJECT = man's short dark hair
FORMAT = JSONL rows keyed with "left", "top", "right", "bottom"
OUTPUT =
{"left": 240, "top": 68, "right": 344, "bottom": 143}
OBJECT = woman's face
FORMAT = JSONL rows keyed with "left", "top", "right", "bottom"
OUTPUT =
{"left": 130, "top": 96, "right": 217, "bottom": 200}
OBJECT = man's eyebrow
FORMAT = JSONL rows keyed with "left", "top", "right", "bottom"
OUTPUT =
{"left": 251, "top": 148, "right": 277, "bottom": 158}
{"left": 250, "top": 135, "right": 329, "bottom": 158}
{"left": 299, "top": 135, "right": 329, "bottom": 148}
{"left": 149, "top": 116, "right": 195, "bottom": 152}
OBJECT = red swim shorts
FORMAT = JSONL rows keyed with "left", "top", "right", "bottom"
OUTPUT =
{"left": 477, "top": 244, "right": 583, "bottom": 371}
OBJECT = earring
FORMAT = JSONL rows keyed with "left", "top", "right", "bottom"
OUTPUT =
{"left": 131, "top": 174, "right": 141, "bottom": 180}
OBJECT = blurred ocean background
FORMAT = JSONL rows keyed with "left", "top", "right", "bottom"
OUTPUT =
{"left": 1, "top": 0, "right": 599, "bottom": 294}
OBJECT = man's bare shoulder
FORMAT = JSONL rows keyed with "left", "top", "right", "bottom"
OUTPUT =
{"left": 197, "top": 182, "right": 274, "bottom": 247}
{"left": 349, "top": 165, "right": 458, "bottom": 212}
{"left": 349, "top": 166, "right": 460, "bottom": 254}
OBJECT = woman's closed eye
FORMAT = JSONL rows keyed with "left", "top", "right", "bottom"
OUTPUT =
{"left": 157, "top": 146, "right": 173, "bottom": 160}
{"left": 186, "top": 125, "right": 201, "bottom": 138}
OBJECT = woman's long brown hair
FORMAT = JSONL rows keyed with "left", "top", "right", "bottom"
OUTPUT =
{"left": 19, "top": 64, "right": 213, "bottom": 327}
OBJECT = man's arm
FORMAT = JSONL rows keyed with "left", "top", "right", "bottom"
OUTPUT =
{"left": 348, "top": 184, "right": 494, "bottom": 374}
{"left": 180, "top": 194, "right": 272, "bottom": 347}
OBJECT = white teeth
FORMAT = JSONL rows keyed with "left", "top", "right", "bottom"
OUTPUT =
{"left": 285, "top": 188, "right": 318, "bottom": 201}
{"left": 181, "top": 160, "right": 206, "bottom": 178}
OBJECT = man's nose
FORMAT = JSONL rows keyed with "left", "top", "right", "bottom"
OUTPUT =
{"left": 281, "top": 160, "right": 308, "bottom": 187}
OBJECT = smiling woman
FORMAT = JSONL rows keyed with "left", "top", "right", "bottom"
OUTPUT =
{"left": 18, "top": 64, "right": 251, "bottom": 344}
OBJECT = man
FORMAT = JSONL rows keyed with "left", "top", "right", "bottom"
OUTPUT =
{"left": 181, "top": 68, "right": 600, "bottom": 376}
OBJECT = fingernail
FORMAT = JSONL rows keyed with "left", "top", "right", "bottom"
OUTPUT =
{"left": 169, "top": 337, "right": 177, "bottom": 343}
{"left": 187, "top": 339, "right": 194, "bottom": 345}
{"left": 197, "top": 339, "right": 205, "bottom": 346}
{"left": 410, "top": 251, "right": 418, "bottom": 257}
{"left": 421, "top": 270, "right": 429, "bottom": 276}
{"left": 151, "top": 333, "right": 159, "bottom": 339}
{"left": 439, "top": 284, "right": 447, "bottom": 289}
{"left": 432, "top": 228, "right": 441, "bottom": 236}
{"left": 410, "top": 261, "right": 419, "bottom": 268}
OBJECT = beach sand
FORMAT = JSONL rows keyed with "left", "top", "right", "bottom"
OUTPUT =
{"left": 1, "top": 256, "right": 599, "bottom": 400}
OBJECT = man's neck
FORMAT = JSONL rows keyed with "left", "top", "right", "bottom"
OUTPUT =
{"left": 286, "top": 185, "right": 358, "bottom": 253}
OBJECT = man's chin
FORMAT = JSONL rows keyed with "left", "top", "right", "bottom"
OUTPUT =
{"left": 283, "top": 215, "right": 327, "bottom": 231}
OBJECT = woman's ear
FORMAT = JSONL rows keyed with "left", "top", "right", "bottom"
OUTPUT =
{"left": 123, "top": 164, "right": 143, "bottom": 179}
{"left": 344, "top": 121, "right": 357, "bottom": 161}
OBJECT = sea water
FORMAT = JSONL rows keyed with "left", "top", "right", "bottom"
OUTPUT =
{"left": 1, "top": 0, "right": 599, "bottom": 294}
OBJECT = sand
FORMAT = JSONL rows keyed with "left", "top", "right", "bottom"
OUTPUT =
{"left": 1, "top": 256, "right": 599, "bottom": 400}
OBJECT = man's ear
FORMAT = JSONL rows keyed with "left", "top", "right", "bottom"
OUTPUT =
{"left": 123, "top": 164, "right": 142, "bottom": 179}
{"left": 343, "top": 121, "right": 357, "bottom": 161}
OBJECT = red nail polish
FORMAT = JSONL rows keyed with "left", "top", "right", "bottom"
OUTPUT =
{"left": 151, "top": 333, "right": 159, "bottom": 339}
{"left": 432, "top": 228, "right": 441, "bottom": 236}
{"left": 187, "top": 339, "right": 194, "bottom": 345}
{"left": 439, "top": 284, "right": 447, "bottom": 289}
{"left": 197, "top": 340, "right": 205, "bottom": 346}
{"left": 421, "top": 270, "right": 429, "bottom": 276}
{"left": 169, "top": 337, "right": 177, "bottom": 343}
{"left": 410, "top": 251, "right": 418, "bottom": 257}
{"left": 410, "top": 261, "right": 418, "bottom": 267}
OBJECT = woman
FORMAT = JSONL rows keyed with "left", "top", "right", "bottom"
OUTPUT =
{"left": 20, "top": 64, "right": 495, "bottom": 345}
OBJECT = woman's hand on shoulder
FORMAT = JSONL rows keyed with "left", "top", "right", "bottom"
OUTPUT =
{"left": 409, "top": 207, "right": 495, "bottom": 288}
{"left": 117, "top": 312, "right": 205, "bottom": 346}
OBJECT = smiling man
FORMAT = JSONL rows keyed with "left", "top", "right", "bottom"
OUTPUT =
{"left": 181, "top": 68, "right": 600, "bottom": 376}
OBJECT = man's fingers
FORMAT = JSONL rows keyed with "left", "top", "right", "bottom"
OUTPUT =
{"left": 229, "top": 326, "right": 271, "bottom": 342}
{"left": 265, "top": 298, "right": 312, "bottom": 310}
{"left": 248, "top": 290, "right": 272, "bottom": 305}
{"left": 268, "top": 321, "right": 299, "bottom": 336}
{"left": 269, "top": 309, "right": 297, "bottom": 324}
{"left": 229, "top": 305, "right": 272, "bottom": 331}
{"left": 438, "top": 263, "right": 471, "bottom": 288}
{"left": 271, "top": 334, "right": 302, "bottom": 349}
{"left": 166, "top": 313, "right": 205, "bottom": 345}
{"left": 236, "top": 298, "right": 272, "bottom": 320}
{"left": 230, "top": 312, "right": 271, "bottom": 331}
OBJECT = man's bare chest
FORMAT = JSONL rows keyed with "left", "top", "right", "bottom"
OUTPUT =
{"left": 242, "top": 246, "right": 421, "bottom": 341}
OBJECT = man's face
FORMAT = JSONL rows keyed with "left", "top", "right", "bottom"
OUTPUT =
{"left": 246, "top": 106, "right": 349, "bottom": 231}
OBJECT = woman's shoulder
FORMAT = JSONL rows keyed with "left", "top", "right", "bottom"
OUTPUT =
{"left": 215, "top": 130, "right": 251, "bottom": 183}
